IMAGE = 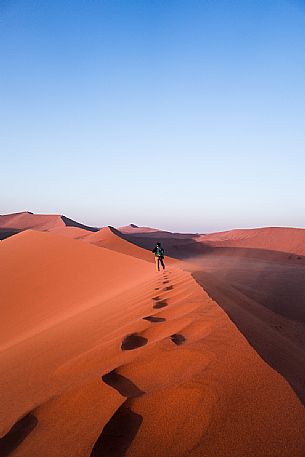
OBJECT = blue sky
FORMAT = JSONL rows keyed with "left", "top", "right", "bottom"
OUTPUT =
{"left": 1, "top": 0, "right": 305, "bottom": 232}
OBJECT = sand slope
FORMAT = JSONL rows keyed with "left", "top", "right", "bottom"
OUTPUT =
{"left": 1, "top": 229, "right": 305, "bottom": 457}
{"left": 85, "top": 227, "right": 154, "bottom": 262}
{"left": 0, "top": 212, "right": 63, "bottom": 231}
{"left": 86, "top": 227, "right": 180, "bottom": 268}
{"left": 0, "top": 230, "right": 153, "bottom": 349}
{"left": 199, "top": 226, "right": 305, "bottom": 256}
{"left": 119, "top": 224, "right": 198, "bottom": 240}
{"left": 118, "top": 224, "right": 161, "bottom": 234}
{"left": 0, "top": 211, "right": 98, "bottom": 236}
{"left": 46, "top": 226, "right": 93, "bottom": 239}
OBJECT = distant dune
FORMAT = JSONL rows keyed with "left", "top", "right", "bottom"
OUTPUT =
{"left": 119, "top": 224, "right": 199, "bottom": 239}
{"left": 190, "top": 226, "right": 305, "bottom": 408}
{"left": 199, "top": 226, "right": 305, "bottom": 256}
{"left": 0, "top": 212, "right": 99, "bottom": 239}
{"left": 1, "top": 215, "right": 305, "bottom": 457}
{"left": 118, "top": 224, "right": 161, "bottom": 234}
{"left": 85, "top": 226, "right": 155, "bottom": 263}
{"left": 84, "top": 227, "right": 180, "bottom": 269}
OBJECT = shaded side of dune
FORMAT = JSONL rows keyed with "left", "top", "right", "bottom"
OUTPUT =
{"left": 0, "top": 228, "right": 22, "bottom": 240}
{"left": 60, "top": 216, "right": 99, "bottom": 232}
{"left": 193, "top": 270, "right": 305, "bottom": 406}
{"left": 120, "top": 232, "right": 210, "bottom": 259}
{"left": 119, "top": 230, "right": 305, "bottom": 263}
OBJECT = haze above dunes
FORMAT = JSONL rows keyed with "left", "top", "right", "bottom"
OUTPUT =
{"left": 1, "top": 211, "right": 305, "bottom": 457}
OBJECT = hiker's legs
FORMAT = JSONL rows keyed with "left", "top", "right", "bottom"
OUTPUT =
{"left": 160, "top": 258, "right": 165, "bottom": 270}
{"left": 155, "top": 257, "right": 160, "bottom": 271}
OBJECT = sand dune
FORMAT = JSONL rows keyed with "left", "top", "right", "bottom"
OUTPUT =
{"left": 113, "top": 225, "right": 305, "bottom": 262}
{"left": 85, "top": 226, "right": 154, "bottom": 262}
{"left": 85, "top": 227, "right": 180, "bottom": 268}
{"left": 1, "top": 222, "right": 305, "bottom": 456}
{"left": 119, "top": 224, "right": 199, "bottom": 240}
{"left": 190, "top": 252, "right": 305, "bottom": 405}
{"left": 0, "top": 212, "right": 64, "bottom": 231}
{"left": 121, "top": 231, "right": 206, "bottom": 259}
{"left": 47, "top": 226, "right": 93, "bottom": 239}
{"left": 0, "top": 211, "right": 98, "bottom": 238}
{"left": 0, "top": 230, "right": 153, "bottom": 349}
{"left": 199, "top": 226, "right": 305, "bottom": 256}
{"left": 118, "top": 224, "right": 161, "bottom": 234}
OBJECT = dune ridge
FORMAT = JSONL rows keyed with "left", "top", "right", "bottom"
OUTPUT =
{"left": 199, "top": 226, "right": 305, "bottom": 256}
{"left": 0, "top": 211, "right": 98, "bottom": 238}
{"left": 1, "top": 219, "right": 305, "bottom": 456}
{"left": 85, "top": 226, "right": 180, "bottom": 268}
{"left": 85, "top": 226, "right": 154, "bottom": 262}
{"left": 118, "top": 224, "right": 161, "bottom": 234}
{"left": 119, "top": 224, "right": 199, "bottom": 240}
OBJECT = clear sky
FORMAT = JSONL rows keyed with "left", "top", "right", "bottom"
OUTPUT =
{"left": 1, "top": 0, "right": 305, "bottom": 233}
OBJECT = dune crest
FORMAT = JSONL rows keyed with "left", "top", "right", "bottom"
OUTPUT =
{"left": 199, "top": 226, "right": 305, "bottom": 256}
{"left": 118, "top": 224, "right": 161, "bottom": 234}
{"left": 0, "top": 211, "right": 99, "bottom": 239}
{"left": 85, "top": 226, "right": 180, "bottom": 266}
{"left": 1, "top": 218, "right": 305, "bottom": 457}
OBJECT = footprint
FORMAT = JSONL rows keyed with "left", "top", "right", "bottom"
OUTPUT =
{"left": 170, "top": 334, "right": 186, "bottom": 346}
{"left": 121, "top": 334, "right": 148, "bottom": 351}
{"left": 152, "top": 296, "right": 161, "bottom": 301}
{"left": 153, "top": 301, "right": 168, "bottom": 309}
{"left": 143, "top": 316, "right": 166, "bottom": 323}
{"left": 163, "top": 281, "right": 170, "bottom": 284}
{"left": 90, "top": 402, "right": 142, "bottom": 457}
{"left": 102, "top": 370, "right": 144, "bottom": 398}
{"left": 163, "top": 285, "right": 173, "bottom": 291}
{"left": 0, "top": 414, "right": 38, "bottom": 456}
{"left": 154, "top": 288, "right": 160, "bottom": 290}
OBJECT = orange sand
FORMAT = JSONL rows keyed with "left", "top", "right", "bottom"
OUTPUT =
{"left": 0, "top": 211, "right": 98, "bottom": 234}
{"left": 0, "top": 223, "right": 305, "bottom": 457}
{"left": 118, "top": 224, "right": 161, "bottom": 234}
{"left": 47, "top": 226, "right": 93, "bottom": 239}
{"left": 85, "top": 227, "right": 154, "bottom": 262}
{"left": 0, "top": 212, "right": 64, "bottom": 231}
{"left": 199, "top": 226, "right": 305, "bottom": 256}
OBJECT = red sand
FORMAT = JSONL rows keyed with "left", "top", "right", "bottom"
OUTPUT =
{"left": 118, "top": 224, "right": 161, "bottom": 234}
{"left": 199, "top": 226, "right": 305, "bottom": 256}
{"left": 47, "top": 226, "right": 93, "bottom": 239}
{"left": 0, "top": 211, "right": 98, "bottom": 234}
{"left": 0, "top": 230, "right": 153, "bottom": 349}
{"left": 119, "top": 224, "right": 198, "bottom": 239}
{"left": 0, "top": 212, "right": 64, "bottom": 231}
{"left": 0, "top": 223, "right": 305, "bottom": 457}
{"left": 85, "top": 227, "right": 154, "bottom": 262}
{"left": 85, "top": 226, "right": 178, "bottom": 267}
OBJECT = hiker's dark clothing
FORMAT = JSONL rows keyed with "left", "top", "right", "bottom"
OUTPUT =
{"left": 152, "top": 245, "right": 165, "bottom": 271}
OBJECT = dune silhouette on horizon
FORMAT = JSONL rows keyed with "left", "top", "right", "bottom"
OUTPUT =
{"left": 0, "top": 211, "right": 99, "bottom": 240}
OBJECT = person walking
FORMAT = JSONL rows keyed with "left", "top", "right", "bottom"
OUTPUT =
{"left": 152, "top": 242, "right": 165, "bottom": 271}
